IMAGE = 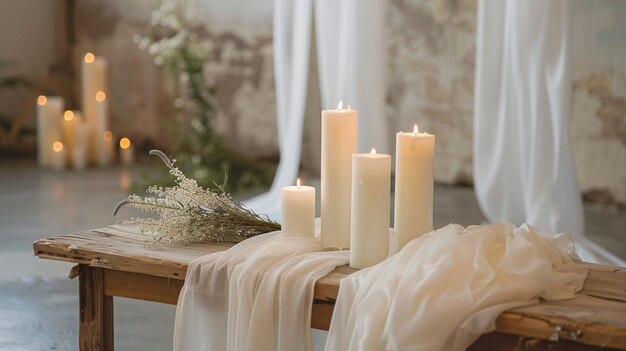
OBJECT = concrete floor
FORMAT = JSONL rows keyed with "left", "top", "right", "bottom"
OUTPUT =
{"left": 0, "top": 159, "right": 624, "bottom": 350}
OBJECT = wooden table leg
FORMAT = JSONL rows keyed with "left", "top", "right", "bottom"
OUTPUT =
{"left": 79, "top": 265, "right": 114, "bottom": 351}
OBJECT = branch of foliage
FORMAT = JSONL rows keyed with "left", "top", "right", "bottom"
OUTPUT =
{"left": 114, "top": 150, "right": 280, "bottom": 245}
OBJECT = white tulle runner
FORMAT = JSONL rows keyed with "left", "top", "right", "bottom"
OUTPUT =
{"left": 173, "top": 223, "right": 587, "bottom": 351}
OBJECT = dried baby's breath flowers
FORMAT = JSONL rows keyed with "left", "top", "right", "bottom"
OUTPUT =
{"left": 114, "top": 150, "right": 280, "bottom": 244}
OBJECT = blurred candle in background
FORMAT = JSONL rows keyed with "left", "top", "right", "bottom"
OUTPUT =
{"left": 37, "top": 96, "right": 64, "bottom": 168}
{"left": 50, "top": 141, "right": 66, "bottom": 171}
{"left": 119, "top": 137, "right": 134, "bottom": 166}
{"left": 62, "top": 110, "right": 77, "bottom": 164}
{"left": 82, "top": 52, "right": 108, "bottom": 164}
{"left": 394, "top": 124, "right": 435, "bottom": 250}
{"left": 100, "top": 130, "right": 115, "bottom": 167}
{"left": 73, "top": 114, "right": 89, "bottom": 170}
{"left": 350, "top": 148, "right": 391, "bottom": 269}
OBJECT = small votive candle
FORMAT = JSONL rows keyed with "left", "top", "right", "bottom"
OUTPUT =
{"left": 50, "top": 141, "right": 66, "bottom": 171}
{"left": 119, "top": 137, "right": 134, "bottom": 166}
{"left": 281, "top": 178, "right": 316, "bottom": 238}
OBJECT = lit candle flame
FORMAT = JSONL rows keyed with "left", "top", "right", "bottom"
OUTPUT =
{"left": 297, "top": 178, "right": 301, "bottom": 188}
{"left": 52, "top": 141, "right": 63, "bottom": 152}
{"left": 37, "top": 95, "right": 47, "bottom": 106}
{"left": 337, "top": 100, "right": 343, "bottom": 110}
{"left": 103, "top": 131, "right": 113, "bottom": 141}
{"left": 371, "top": 148, "right": 377, "bottom": 156}
{"left": 96, "top": 91, "right": 106, "bottom": 102}
{"left": 84, "top": 52, "right": 95, "bottom": 64}
{"left": 119, "top": 137, "right": 131, "bottom": 150}
{"left": 414, "top": 124, "right": 418, "bottom": 135}
{"left": 64, "top": 110, "right": 74, "bottom": 121}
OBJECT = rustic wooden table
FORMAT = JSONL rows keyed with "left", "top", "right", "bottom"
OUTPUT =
{"left": 33, "top": 224, "right": 626, "bottom": 351}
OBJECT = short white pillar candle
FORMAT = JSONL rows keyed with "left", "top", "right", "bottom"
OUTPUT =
{"left": 281, "top": 179, "right": 315, "bottom": 238}
{"left": 62, "top": 110, "right": 77, "bottom": 164}
{"left": 119, "top": 137, "right": 134, "bottom": 166}
{"left": 99, "top": 130, "right": 115, "bottom": 167}
{"left": 394, "top": 125, "right": 435, "bottom": 249}
{"left": 50, "top": 141, "right": 66, "bottom": 171}
{"left": 350, "top": 148, "right": 391, "bottom": 269}
{"left": 73, "top": 118, "right": 89, "bottom": 170}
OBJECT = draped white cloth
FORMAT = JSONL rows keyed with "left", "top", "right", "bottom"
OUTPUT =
{"left": 173, "top": 220, "right": 349, "bottom": 351}
{"left": 473, "top": 0, "right": 624, "bottom": 266}
{"left": 325, "top": 223, "right": 588, "bottom": 351}
{"left": 245, "top": 0, "right": 388, "bottom": 220}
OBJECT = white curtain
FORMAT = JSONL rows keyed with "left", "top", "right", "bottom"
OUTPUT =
{"left": 473, "top": 0, "right": 625, "bottom": 266}
{"left": 245, "top": 0, "right": 388, "bottom": 221}
{"left": 244, "top": 0, "right": 314, "bottom": 220}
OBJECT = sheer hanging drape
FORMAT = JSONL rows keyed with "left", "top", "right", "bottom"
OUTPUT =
{"left": 245, "top": 0, "right": 388, "bottom": 221}
{"left": 473, "top": 0, "right": 625, "bottom": 266}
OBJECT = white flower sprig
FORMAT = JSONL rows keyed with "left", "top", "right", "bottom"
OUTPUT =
{"left": 114, "top": 150, "right": 280, "bottom": 245}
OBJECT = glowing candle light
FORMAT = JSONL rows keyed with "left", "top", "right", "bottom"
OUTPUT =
{"left": 62, "top": 110, "right": 78, "bottom": 165}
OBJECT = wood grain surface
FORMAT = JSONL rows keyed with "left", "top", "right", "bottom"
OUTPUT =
{"left": 34, "top": 224, "right": 626, "bottom": 349}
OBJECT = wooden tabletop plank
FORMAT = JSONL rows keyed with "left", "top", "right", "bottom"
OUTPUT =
{"left": 33, "top": 225, "right": 626, "bottom": 349}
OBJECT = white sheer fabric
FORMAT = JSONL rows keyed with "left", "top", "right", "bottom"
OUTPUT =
{"left": 315, "top": 0, "right": 389, "bottom": 153}
{"left": 473, "top": 0, "right": 624, "bottom": 265}
{"left": 244, "top": 0, "right": 314, "bottom": 220}
{"left": 173, "top": 220, "right": 350, "bottom": 351}
{"left": 325, "top": 223, "right": 588, "bottom": 351}
{"left": 245, "top": 0, "right": 389, "bottom": 220}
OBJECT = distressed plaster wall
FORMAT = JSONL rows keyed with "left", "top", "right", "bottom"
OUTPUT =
{"left": 72, "top": 0, "right": 626, "bottom": 204}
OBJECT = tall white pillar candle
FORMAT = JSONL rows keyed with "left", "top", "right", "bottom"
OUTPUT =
{"left": 36, "top": 96, "right": 64, "bottom": 167}
{"left": 350, "top": 149, "right": 391, "bottom": 269}
{"left": 81, "top": 53, "right": 108, "bottom": 164}
{"left": 394, "top": 125, "right": 435, "bottom": 249}
{"left": 119, "top": 137, "right": 134, "bottom": 166}
{"left": 281, "top": 179, "right": 315, "bottom": 238}
{"left": 50, "top": 141, "right": 66, "bottom": 171}
{"left": 321, "top": 102, "right": 358, "bottom": 249}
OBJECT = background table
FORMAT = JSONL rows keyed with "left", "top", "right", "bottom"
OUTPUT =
{"left": 33, "top": 224, "right": 626, "bottom": 351}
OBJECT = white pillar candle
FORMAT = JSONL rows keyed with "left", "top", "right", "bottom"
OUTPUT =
{"left": 119, "top": 137, "right": 134, "bottom": 166}
{"left": 281, "top": 179, "right": 315, "bottom": 238}
{"left": 62, "top": 110, "right": 77, "bottom": 164}
{"left": 350, "top": 148, "right": 391, "bottom": 269}
{"left": 394, "top": 125, "right": 436, "bottom": 249}
{"left": 99, "top": 130, "right": 115, "bottom": 167}
{"left": 36, "top": 96, "right": 64, "bottom": 167}
{"left": 73, "top": 119, "right": 90, "bottom": 170}
{"left": 321, "top": 102, "right": 358, "bottom": 249}
{"left": 81, "top": 53, "right": 108, "bottom": 164}
{"left": 50, "top": 141, "right": 66, "bottom": 171}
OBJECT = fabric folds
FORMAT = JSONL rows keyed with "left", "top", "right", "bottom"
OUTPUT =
{"left": 173, "top": 223, "right": 349, "bottom": 351}
{"left": 325, "top": 223, "right": 588, "bottom": 351}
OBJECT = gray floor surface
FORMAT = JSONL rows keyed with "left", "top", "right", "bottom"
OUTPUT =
{"left": 0, "top": 159, "right": 624, "bottom": 350}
